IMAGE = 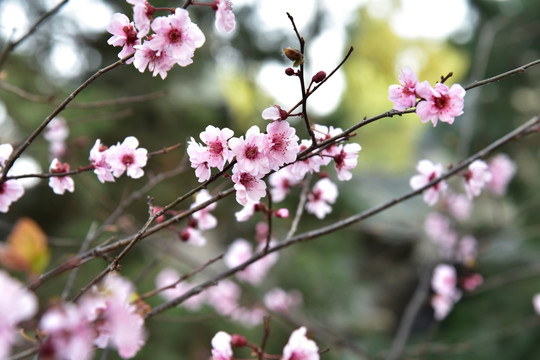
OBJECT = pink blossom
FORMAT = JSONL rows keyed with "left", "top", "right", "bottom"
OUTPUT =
{"left": 0, "top": 179, "right": 24, "bottom": 213}
{"left": 431, "top": 293, "right": 455, "bottom": 321}
{"left": 313, "top": 124, "right": 343, "bottom": 156}
{"left": 265, "top": 120, "right": 299, "bottom": 170}
{"left": 424, "top": 212, "right": 458, "bottom": 259}
{"left": 107, "top": 13, "right": 140, "bottom": 63}
{"left": 155, "top": 268, "right": 205, "bottom": 310}
{"left": 199, "top": 125, "right": 234, "bottom": 170}
{"left": 456, "top": 235, "right": 477, "bottom": 265}
{"left": 269, "top": 168, "right": 299, "bottom": 202}
{"left": 463, "top": 160, "right": 492, "bottom": 199}
{"left": 206, "top": 279, "right": 241, "bottom": 316}
{"left": 231, "top": 165, "right": 267, "bottom": 206}
{"left": 39, "top": 303, "right": 94, "bottom": 360}
{"left": 264, "top": 287, "right": 303, "bottom": 313}
{"left": 191, "top": 189, "right": 218, "bottom": 230}
{"left": 275, "top": 208, "right": 289, "bottom": 218}
{"left": 332, "top": 142, "right": 361, "bottom": 181}
{"left": 443, "top": 192, "right": 472, "bottom": 221}
{"left": 211, "top": 331, "right": 233, "bottom": 360}
{"left": 388, "top": 66, "right": 419, "bottom": 111}
{"left": 106, "top": 136, "right": 148, "bottom": 179}
{"left": 262, "top": 105, "right": 288, "bottom": 121}
{"left": 224, "top": 238, "right": 278, "bottom": 285}
{"left": 230, "top": 306, "right": 265, "bottom": 327}
{"left": 148, "top": 8, "right": 205, "bottom": 67}
{"left": 235, "top": 201, "right": 258, "bottom": 222}
{"left": 533, "top": 294, "right": 540, "bottom": 315}
{"left": 187, "top": 138, "right": 211, "bottom": 182}
{"left": 133, "top": 41, "right": 176, "bottom": 79}
{"left": 410, "top": 159, "right": 447, "bottom": 206}
{"left": 415, "top": 81, "right": 466, "bottom": 126}
{"left": 179, "top": 226, "right": 207, "bottom": 247}
{"left": 462, "top": 273, "right": 483, "bottom": 292}
{"left": 89, "top": 139, "right": 115, "bottom": 183}
{"left": 126, "top": 0, "right": 155, "bottom": 37}
{"left": 44, "top": 116, "right": 69, "bottom": 158}
{"left": 487, "top": 153, "right": 516, "bottom": 196}
{"left": 0, "top": 143, "right": 13, "bottom": 167}
{"left": 49, "top": 158, "right": 75, "bottom": 195}
{"left": 214, "top": 0, "right": 236, "bottom": 33}
{"left": 305, "top": 178, "right": 338, "bottom": 219}
{"left": 229, "top": 125, "right": 270, "bottom": 176}
{"left": 282, "top": 327, "right": 320, "bottom": 360}
{"left": 432, "top": 264, "right": 460, "bottom": 299}
{"left": 0, "top": 270, "right": 38, "bottom": 359}
{"left": 289, "top": 140, "right": 331, "bottom": 181}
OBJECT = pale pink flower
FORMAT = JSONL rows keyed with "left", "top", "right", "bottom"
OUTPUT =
{"left": 416, "top": 81, "right": 466, "bottom": 126}
{"left": 39, "top": 303, "right": 94, "bottom": 360}
{"left": 432, "top": 264, "right": 460, "bottom": 299}
{"left": 89, "top": 139, "right": 115, "bottom": 183}
{"left": 289, "top": 140, "right": 331, "bottom": 181}
{"left": 265, "top": 120, "right": 299, "bottom": 170}
{"left": 214, "top": 0, "right": 236, "bottom": 33}
{"left": 0, "top": 143, "right": 13, "bottom": 167}
{"left": 191, "top": 189, "right": 218, "bottom": 230}
{"left": 155, "top": 268, "right": 205, "bottom": 310}
{"left": 282, "top": 327, "right": 320, "bottom": 360}
{"left": 533, "top": 294, "right": 540, "bottom": 315}
{"left": 262, "top": 105, "right": 288, "bottom": 121}
{"left": 49, "top": 158, "right": 75, "bottom": 195}
{"left": 431, "top": 293, "right": 454, "bottom": 321}
{"left": 106, "top": 136, "right": 148, "bottom": 179}
{"left": 224, "top": 238, "right": 278, "bottom": 285}
{"left": 269, "top": 168, "right": 299, "bottom": 202}
{"left": 230, "top": 306, "right": 265, "bottom": 327}
{"left": 388, "top": 66, "right": 419, "bottom": 111}
{"left": 487, "top": 153, "right": 516, "bottom": 196}
{"left": 275, "top": 208, "right": 289, "bottom": 218}
{"left": 211, "top": 331, "right": 233, "bottom": 360}
{"left": 313, "top": 124, "right": 343, "bottom": 156}
{"left": 179, "top": 226, "right": 207, "bottom": 247}
{"left": 462, "top": 273, "right": 483, "bottom": 292}
{"left": 148, "top": 8, "right": 205, "bottom": 67}
{"left": 234, "top": 200, "right": 258, "bottom": 222}
{"left": 305, "top": 178, "right": 338, "bottom": 219}
{"left": 264, "top": 287, "right": 303, "bottom": 313}
{"left": 44, "top": 116, "right": 69, "bottom": 158}
{"left": 332, "top": 142, "right": 361, "bottom": 181}
{"left": 107, "top": 13, "right": 140, "bottom": 62}
{"left": 199, "top": 125, "right": 234, "bottom": 170}
{"left": 206, "top": 279, "right": 241, "bottom": 316}
{"left": 463, "top": 160, "right": 492, "bottom": 199}
{"left": 410, "top": 159, "right": 447, "bottom": 206}
{"left": 231, "top": 165, "right": 267, "bottom": 206}
{"left": 133, "top": 41, "right": 176, "bottom": 79}
{"left": 126, "top": 0, "right": 155, "bottom": 37}
{"left": 187, "top": 138, "right": 211, "bottom": 182}
{"left": 229, "top": 125, "right": 270, "bottom": 176}
{"left": 0, "top": 271, "right": 38, "bottom": 359}
{"left": 456, "top": 235, "right": 477, "bottom": 265}
{"left": 0, "top": 179, "right": 24, "bottom": 213}
{"left": 424, "top": 212, "right": 458, "bottom": 259}
{"left": 444, "top": 192, "right": 472, "bottom": 222}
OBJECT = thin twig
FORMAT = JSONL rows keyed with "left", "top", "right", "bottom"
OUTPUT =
{"left": 286, "top": 173, "right": 312, "bottom": 239}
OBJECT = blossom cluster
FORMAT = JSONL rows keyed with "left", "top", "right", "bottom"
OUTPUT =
{"left": 107, "top": 0, "right": 235, "bottom": 79}
{"left": 389, "top": 66, "right": 466, "bottom": 126}
{"left": 0, "top": 271, "right": 146, "bottom": 359}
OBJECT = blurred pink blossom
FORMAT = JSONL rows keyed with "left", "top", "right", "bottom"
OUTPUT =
{"left": 463, "top": 160, "right": 492, "bottom": 199}
{"left": 306, "top": 178, "right": 338, "bottom": 219}
{"left": 49, "top": 158, "right": 75, "bottom": 195}
{"left": 211, "top": 331, "right": 233, "bottom": 360}
{"left": 487, "top": 153, "right": 516, "bottom": 196}
{"left": 410, "top": 159, "right": 447, "bottom": 206}
{"left": 282, "top": 327, "right": 320, "bottom": 360}
{"left": 214, "top": 0, "right": 236, "bottom": 33}
{"left": 0, "top": 180, "right": 24, "bottom": 213}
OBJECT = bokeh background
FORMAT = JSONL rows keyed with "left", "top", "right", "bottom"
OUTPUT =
{"left": 1, "top": 0, "right": 540, "bottom": 359}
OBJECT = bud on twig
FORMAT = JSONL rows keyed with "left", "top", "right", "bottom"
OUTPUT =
{"left": 283, "top": 47, "right": 303, "bottom": 67}
{"left": 285, "top": 67, "right": 296, "bottom": 76}
{"left": 312, "top": 71, "right": 326, "bottom": 83}
{"left": 231, "top": 334, "right": 247, "bottom": 347}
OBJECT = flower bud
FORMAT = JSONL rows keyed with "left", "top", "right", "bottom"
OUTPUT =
{"left": 283, "top": 47, "right": 303, "bottom": 67}
{"left": 285, "top": 67, "right": 295, "bottom": 76}
{"left": 231, "top": 334, "right": 247, "bottom": 347}
{"left": 312, "top": 71, "right": 326, "bottom": 83}
{"left": 275, "top": 208, "right": 289, "bottom": 218}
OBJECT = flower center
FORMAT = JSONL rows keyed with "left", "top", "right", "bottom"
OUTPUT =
{"left": 433, "top": 94, "right": 449, "bottom": 109}
{"left": 169, "top": 29, "right": 182, "bottom": 44}
{"left": 122, "top": 154, "right": 134, "bottom": 166}
{"left": 244, "top": 145, "right": 259, "bottom": 160}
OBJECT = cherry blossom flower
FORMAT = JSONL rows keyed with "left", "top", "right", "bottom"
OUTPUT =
{"left": 229, "top": 125, "right": 270, "bottom": 176}
{"left": 462, "top": 273, "right": 483, "bottom": 292}
{"left": 211, "top": 331, "right": 233, "bottom": 360}
{"left": 431, "top": 293, "right": 455, "bottom": 321}
{"left": 126, "top": 0, "right": 155, "bottom": 37}
{"left": 533, "top": 294, "right": 540, "bottom": 315}
{"left": 224, "top": 238, "right": 278, "bottom": 285}
{"left": 155, "top": 268, "right": 205, "bottom": 310}
{"left": 305, "top": 178, "right": 338, "bottom": 219}
{"left": 39, "top": 303, "right": 94, "bottom": 360}
{"left": 269, "top": 168, "right": 299, "bottom": 202}
{"left": 264, "top": 287, "right": 303, "bottom": 313}
{"left": 106, "top": 136, "right": 148, "bottom": 179}
{"left": 199, "top": 125, "right": 234, "bottom": 170}
{"left": 206, "top": 279, "right": 241, "bottom": 316}
{"left": 443, "top": 192, "right": 472, "bottom": 222}
{"left": 487, "top": 153, "right": 516, "bottom": 196}
{"left": 235, "top": 200, "right": 259, "bottom": 222}
{"left": 231, "top": 165, "right": 267, "bottom": 206}
{"left": 107, "top": 13, "right": 140, "bottom": 63}
{"left": 0, "top": 180, "right": 24, "bottom": 213}
{"left": 388, "top": 66, "right": 419, "bottom": 111}
{"left": 410, "top": 159, "right": 447, "bottom": 206}
{"left": 265, "top": 120, "right": 299, "bottom": 170}
{"left": 313, "top": 124, "right": 343, "bottom": 156}
{"left": 424, "top": 213, "right": 457, "bottom": 259}
{"left": 262, "top": 105, "right": 288, "bottom": 121}
{"left": 44, "top": 116, "right": 69, "bottom": 158}
{"left": 431, "top": 264, "right": 461, "bottom": 320}
{"left": 275, "top": 208, "right": 289, "bottom": 218}
{"left": 0, "top": 270, "right": 38, "bottom": 359}
{"left": 191, "top": 189, "right": 218, "bottom": 230}
{"left": 289, "top": 140, "right": 331, "bottom": 181}
{"left": 179, "top": 226, "right": 207, "bottom": 246}
{"left": 214, "top": 0, "right": 236, "bottom": 33}
{"left": 282, "top": 327, "right": 320, "bottom": 360}
{"left": 148, "top": 8, "right": 205, "bottom": 67}
{"left": 416, "top": 81, "right": 466, "bottom": 126}
{"left": 230, "top": 306, "right": 265, "bottom": 327}
{"left": 187, "top": 138, "right": 211, "bottom": 182}
{"left": 332, "top": 142, "right": 361, "bottom": 181}
{"left": 0, "top": 143, "right": 13, "bottom": 167}
{"left": 456, "top": 235, "right": 478, "bottom": 265}
{"left": 49, "top": 158, "right": 75, "bottom": 195}
{"left": 463, "top": 160, "right": 492, "bottom": 199}
{"left": 133, "top": 41, "right": 176, "bottom": 79}
{"left": 89, "top": 139, "right": 115, "bottom": 183}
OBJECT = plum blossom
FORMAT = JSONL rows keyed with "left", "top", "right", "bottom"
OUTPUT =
{"left": 179, "top": 226, "right": 207, "bottom": 247}
{"left": 332, "top": 142, "right": 362, "bottom": 181}
{"left": 265, "top": 120, "right": 299, "bottom": 170}
{"left": 107, "top": 13, "right": 140, "bottom": 62}
{"left": 229, "top": 125, "right": 270, "bottom": 176}
{"left": 206, "top": 279, "right": 241, "bottom": 316}
{"left": 264, "top": 287, "right": 303, "bottom": 313}
{"left": 44, "top": 116, "right": 69, "bottom": 158}
{"left": 487, "top": 153, "right": 516, "bottom": 196}
{"left": 431, "top": 264, "right": 461, "bottom": 320}
{"left": 106, "top": 136, "right": 148, "bottom": 179}
{"left": 463, "top": 160, "right": 492, "bottom": 199}
{"left": 133, "top": 41, "right": 176, "bottom": 79}
{"left": 49, "top": 158, "right": 75, "bottom": 195}
{"left": 211, "top": 331, "right": 233, "bottom": 360}
{"left": 187, "top": 138, "right": 211, "bottom": 182}
{"left": 191, "top": 189, "right": 218, "bottom": 230}
{"left": 0, "top": 270, "right": 38, "bottom": 359}
{"left": 0, "top": 143, "right": 13, "bottom": 167}
{"left": 89, "top": 139, "right": 115, "bottom": 183}
{"left": 126, "top": 0, "right": 155, "bottom": 37}
{"left": 269, "top": 168, "right": 299, "bottom": 202}
{"left": 262, "top": 105, "right": 288, "bottom": 121}
{"left": 214, "top": 0, "right": 236, "bottom": 33}
{"left": 410, "top": 159, "right": 447, "bottom": 206}
{"left": 456, "top": 235, "right": 478, "bottom": 265}
{"left": 155, "top": 268, "right": 205, "bottom": 310}
{"left": 416, "top": 81, "right": 466, "bottom": 126}
{"left": 289, "top": 140, "right": 331, "bottom": 181}
{"left": 224, "top": 238, "right": 278, "bottom": 285}
{"left": 231, "top": 165, "right": 267, "bottom": 206}
{"left": 443, "top": 192, "right": 472, "bottom": 222}
{"left": 198, "top": 125, "right": 234, "bottom": 170}
{"left": 282, "top": 327, "right": 320, "bottom": 360}
{"left": 388, "top": 66, "right": 419, "bottom": 111}
{"left": 230, "top": 306, "right": 265, "bottom": 328}
{"left": 424, "top": 212, "right": 458, "bottom": 259}
{"left": 147, "top": 8, "right": 205, "bottom": 67}
{"left": 235, "top": 200, "right": 259, "bottom": 222}
{"left": 0, "top": 180, "right": 24, "bottom": 213}
{"left": 305, "top": 178, "right": 338, "bottom": 219}
{"left": 313, "top": 124, "right": 343, "bottom": 156}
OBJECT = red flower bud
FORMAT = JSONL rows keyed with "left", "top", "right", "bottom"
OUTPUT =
{"left": 312, "top": 71, "right": 326, "bottom": 83}
{"left": 231, "top": 334, "right": 247, "bottom": 347}
{"left": 285, "top": 67, "right": 295, "bottom": 76}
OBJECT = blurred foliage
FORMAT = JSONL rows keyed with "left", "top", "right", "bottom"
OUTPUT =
{"left": 0, "top": 0, "right": 540, "bottom": 359}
